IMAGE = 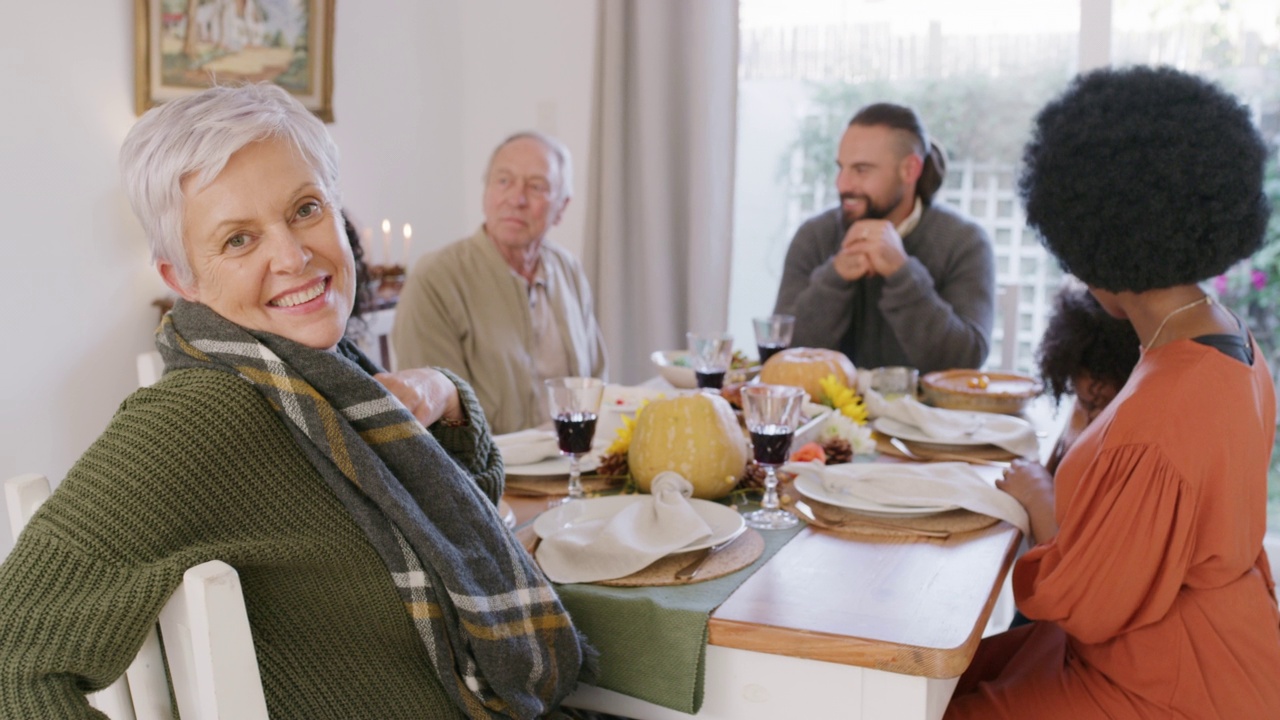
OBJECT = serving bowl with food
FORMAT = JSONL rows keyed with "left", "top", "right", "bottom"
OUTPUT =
{"left": 650, "top": 349, "right": 760, "bottom": 389}
{"left": 919, "top": 369, "right": 1043, "bottom": 415}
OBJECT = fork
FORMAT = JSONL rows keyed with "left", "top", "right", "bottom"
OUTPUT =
{"left": 674, "top": 532, "right": 744, "bottom": 580}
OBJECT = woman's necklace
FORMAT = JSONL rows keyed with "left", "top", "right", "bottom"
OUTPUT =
{"left": 1144, "top": 294, "right": 1213, "bottom": 350}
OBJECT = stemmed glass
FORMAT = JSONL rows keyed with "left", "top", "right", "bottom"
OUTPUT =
{"left": 686, "top": 332, "right": 734, "bottom": 390}
{"left": 543, "top": 377, "right": 605, "bottom": 504}
{"left": 752, "top": 314, "right": 795, "bottom": 364}
{"left": 740, "top": 384, "right": 805, "bottom": 530}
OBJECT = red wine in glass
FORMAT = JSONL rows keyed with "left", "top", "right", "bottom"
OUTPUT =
{"left": 695, "top": 369, "right": 727, "bottom": 389}
{"left": 757, "top": 342, "right": 787, "bottom": 364}
{"left": 554, "top": 412, "right": 598, "bottom": 454}
{"left": 750, "top": 424, "right": 794, "bottom": 465}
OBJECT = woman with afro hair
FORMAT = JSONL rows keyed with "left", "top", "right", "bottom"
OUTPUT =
{"left": 946, "top": 66, "right": 1280, "bottom": 718}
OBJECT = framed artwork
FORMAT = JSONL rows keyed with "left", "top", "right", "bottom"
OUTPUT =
{"left": 134, "top": 0, "right": 335, "bottom": 121}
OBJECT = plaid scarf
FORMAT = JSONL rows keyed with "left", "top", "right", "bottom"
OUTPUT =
{"left": 157, "top": 300, "right": 590, "bottom": 719}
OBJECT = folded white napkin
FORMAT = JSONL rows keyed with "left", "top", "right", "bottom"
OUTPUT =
{"left": 785, "top": 461, "right": 1029, "bottom": 534}
{"left": 865, "top": 391, "right": 1039, "bottom": 458}
{"left": 535, "top": 473, "right": 713, "bottom": 584}
{"left": 494, "top": 429, "right": 562, "bottom": 466}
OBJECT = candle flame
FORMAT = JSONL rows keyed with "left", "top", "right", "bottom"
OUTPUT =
{"left": 403, "top": 223, "right": 413, "bottom": 240}
{"left": 381, "top": 219, "right": 391, "bottom": 233}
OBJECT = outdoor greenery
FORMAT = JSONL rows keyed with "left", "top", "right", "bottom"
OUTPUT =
{"left": 780, "top": 73, "right": 1068, "bottom": 199}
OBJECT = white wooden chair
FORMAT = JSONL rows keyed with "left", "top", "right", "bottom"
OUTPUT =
{"left": 136, "top": 351, "right": 164, "bottom": 388}
{"left": 358, "top": 307, "right": 398, "bottom": 371}
{"left": 994, "top": 283, "right": 1021, "bottom": 371}
{"left": 4, "top": 474, "right": 269, "bottom": 720}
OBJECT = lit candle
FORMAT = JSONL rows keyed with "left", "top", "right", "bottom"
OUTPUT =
{"left": 380, "top": 219, "right": 391, "bottom": 266}
{"left": 402, "top": 223, "right": 413, "bottom": 267}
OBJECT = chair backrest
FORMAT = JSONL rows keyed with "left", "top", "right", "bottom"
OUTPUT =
{"left": 994, "top": 283, "right": 1020, "bottom": 371}
{"left": 4, "top": 473, "right": 50, "bottom": 537}
{"left": 1266, "top": 535, "right": 1280, "bottom": 584}
{"left": 358, "top": 307, "right": 397, "bottom": 371}
{"left": 136, "top": 351, "right": 164, "bottom": 388}
{"left": 3, "top": 474, "right": 269, "bottom": 720}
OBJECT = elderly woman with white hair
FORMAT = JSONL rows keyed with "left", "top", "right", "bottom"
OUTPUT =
{"left": 0, "top": 84, "right": 592, "bottom": 719}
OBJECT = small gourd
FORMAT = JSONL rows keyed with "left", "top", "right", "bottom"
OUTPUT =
{"left": 629, "top": 393, "right": 748, "bottom": 500}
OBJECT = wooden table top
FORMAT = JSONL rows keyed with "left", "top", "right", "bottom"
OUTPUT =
{"left": 505, "top": 483, "right": 1021, "bottom": 680}
{"left": 708, "top": 518, "right": 1019, "bottom": 678}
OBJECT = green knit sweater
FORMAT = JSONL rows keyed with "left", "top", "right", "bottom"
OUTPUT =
{"left": 0, "top": 368, "right": 507, "bottom": 719}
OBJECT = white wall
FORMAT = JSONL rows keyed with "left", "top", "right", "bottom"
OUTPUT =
{"left": 0, "top": 0, "right": 597, "bottom": 556}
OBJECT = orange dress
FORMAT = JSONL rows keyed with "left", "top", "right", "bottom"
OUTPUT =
{"left": 947, "top": 338, "right": 1280, "bottom": 718}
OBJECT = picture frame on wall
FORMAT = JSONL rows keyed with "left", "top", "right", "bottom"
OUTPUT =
{"left": 134, "top": 0, "right": 335, "bottom": 122}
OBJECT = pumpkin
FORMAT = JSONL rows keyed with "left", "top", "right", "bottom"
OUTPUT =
{"left": 758, "top": 347, "right": 857, "bottom": 401}
{"left": 629, "top": 393, "right": 748, "bottom": 500}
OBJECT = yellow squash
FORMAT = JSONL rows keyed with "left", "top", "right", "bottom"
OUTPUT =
{"left": 628, "top": 393, "right": 748, "bottom": 500}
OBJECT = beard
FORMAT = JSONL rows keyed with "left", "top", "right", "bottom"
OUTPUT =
{"left": 839, "top": 185, "right": 906, "bottom": 228}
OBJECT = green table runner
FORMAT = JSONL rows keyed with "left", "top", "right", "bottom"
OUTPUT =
{"left": 555, "top": 522, "right": 803, "bottom": 714}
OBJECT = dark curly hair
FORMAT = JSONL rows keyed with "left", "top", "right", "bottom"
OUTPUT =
{"left": 1019, "top": 66, "right": 1269, "bottom": 292}
{"left": 1037, "top": 286, "right": 1140, "bottom": 403}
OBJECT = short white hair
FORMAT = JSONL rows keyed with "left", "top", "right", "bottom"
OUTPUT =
{"left": 484, "top": 131, "right": 574, "bottom": 204}
{"left": 119, "top": 83, "right": 341, "bottom": 286}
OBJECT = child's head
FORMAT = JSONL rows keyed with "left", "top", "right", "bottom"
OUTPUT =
{"left": 1037, "top": 285, "right": 1140, "bottom": 418}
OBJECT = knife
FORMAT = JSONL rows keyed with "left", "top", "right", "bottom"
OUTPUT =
{"left": 674, "top": 532, "right": 745, "bottom": 580}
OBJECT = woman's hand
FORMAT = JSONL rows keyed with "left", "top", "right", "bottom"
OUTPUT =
{"left": 375, "top": 368, "right": 464, "bottom": 428}
{"left": 996, "top": 459, "right": 1058, "bottom": 544}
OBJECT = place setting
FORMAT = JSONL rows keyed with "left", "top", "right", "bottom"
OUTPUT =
{"left": 530, "top": 473, "right": 765, "bottom": 586}
{"left": 865, "top": 372, "right": 1041, "bottom": 465}
{"left": 785, "top": 459, "right": 1029, "bottom": 540}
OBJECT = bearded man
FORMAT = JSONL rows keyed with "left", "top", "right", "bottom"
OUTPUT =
{"left": 773, "top": 103, "right": 994, "bottom": 373}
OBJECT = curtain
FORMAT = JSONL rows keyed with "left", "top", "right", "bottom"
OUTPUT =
{"left": 584, "top": 0, "right": 739, "bottom": 384}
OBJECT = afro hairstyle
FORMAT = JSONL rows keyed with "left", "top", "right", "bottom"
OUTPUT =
{"left": 1018, "top": 66, "right": 1269, "bottom": 293}
{"left": 1036, "top": 285, "right": 1140, "bottom": 403}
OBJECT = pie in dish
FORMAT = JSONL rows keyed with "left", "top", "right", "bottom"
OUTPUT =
{"left": 920, "top": 369, "right": 1043, "bottom": 415}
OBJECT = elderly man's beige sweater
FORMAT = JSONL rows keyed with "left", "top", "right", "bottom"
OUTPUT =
{"left": 393, "top": 227, "right": 607, "bottom": 435}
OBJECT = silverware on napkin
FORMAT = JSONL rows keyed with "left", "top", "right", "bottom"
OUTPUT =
{"left": 792, "top": 500, "right": 951, "bottom": 539}
{"left": 888, "top": 437, "right": 1010, "bottom": 468}
{"left": 674, "top": 532, "right": 745, "bottom": 580}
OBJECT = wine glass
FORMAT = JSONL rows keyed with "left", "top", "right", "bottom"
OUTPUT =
{"left": 752, "top": 314, "right": 796, "bottom": 364}
{"left": 543, "top": 377, "right": 605, "bottom": 504}
{"left": 740, "top": 384, "right": 805, "bottom": 530}
{"left": 686, "top": 331, "right": 734, "bottom": 390}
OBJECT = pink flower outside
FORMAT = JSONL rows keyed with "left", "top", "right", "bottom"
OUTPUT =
{"left": 1213, "top": 275, "right": 1229, "bottom": 294}
{"left": 1252, "top": 269, "right": 1267, "bottom": 291}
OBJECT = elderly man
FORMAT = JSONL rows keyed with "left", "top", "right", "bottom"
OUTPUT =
{"left": 773, "top": 103, "right": 994, "bottom": 374}
{"left": 393, "top": 132, "right": 607, "bottom": 435}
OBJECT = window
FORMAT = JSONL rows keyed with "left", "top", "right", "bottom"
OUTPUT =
{"left": 731, "top": 0, "right": 1077, "bottom": 375}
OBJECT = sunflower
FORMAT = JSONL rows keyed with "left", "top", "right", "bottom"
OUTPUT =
{"left": 817, "top": 374, "right": 868, "bottom": 425}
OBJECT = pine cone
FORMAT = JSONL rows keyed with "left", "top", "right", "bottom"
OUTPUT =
{"left": 821, "top": 438, "right": 853, "bottom": 464}
{"left": 596, "top": 451, "right": 630, "bottom": 480}
{"left": 737, "top": 461, "right": 768, "bottom": 490}
{"left": 737, "top": 461, "right": 799, "bottom": 491}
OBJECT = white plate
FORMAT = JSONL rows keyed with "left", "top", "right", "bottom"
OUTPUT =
{"left": 873, "top": 414, "right": 1030, "bottom": 450}
{"left": 503, "top": 440, "right": 606, "bottom": 477}
{"left": 793, "top": 405, "right": 834, "bottom": 449}
{"left": 793, "top": 473, "right": 958, "bottom": 518}
{"left": 533, "top": 495, "right": 746, "bottom": 553}
{"left": 600, "top": 384, "right": 667, "bottom": 414}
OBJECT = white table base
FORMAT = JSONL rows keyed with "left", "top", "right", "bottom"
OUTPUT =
{"left": 565, "top": 645, "right": 960, "bottom": 719}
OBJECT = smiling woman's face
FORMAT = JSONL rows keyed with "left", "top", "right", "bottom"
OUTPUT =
{"left": 159, "top": 137, "right": 354, "bottom": 350}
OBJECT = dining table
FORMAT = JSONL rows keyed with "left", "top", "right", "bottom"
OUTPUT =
{"left": 504, "top": 389, "right": 1061, "bottom": 720}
